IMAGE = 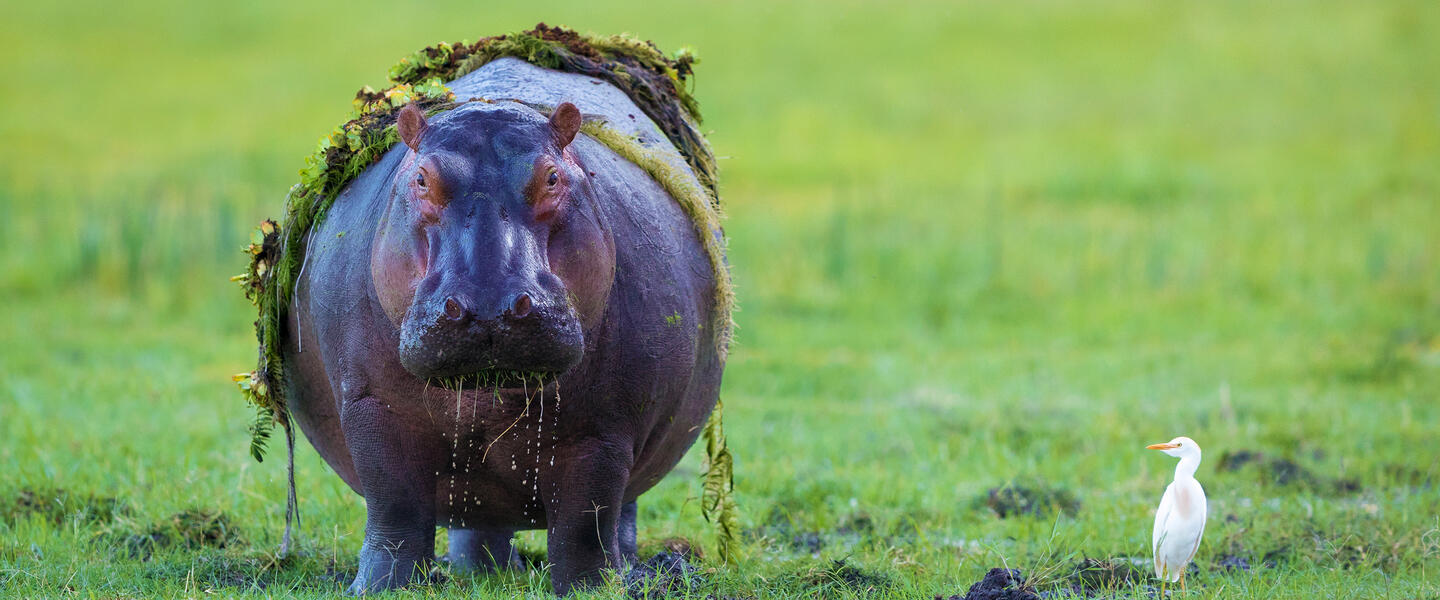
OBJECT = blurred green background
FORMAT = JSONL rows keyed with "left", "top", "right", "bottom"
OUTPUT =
{"left": 1, "top": 1, "right": 1437, "bottom": 597}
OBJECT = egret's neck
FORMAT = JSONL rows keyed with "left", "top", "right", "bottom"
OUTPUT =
{"left": 1174, "top": 454, "right": 1201, "bottom": 481}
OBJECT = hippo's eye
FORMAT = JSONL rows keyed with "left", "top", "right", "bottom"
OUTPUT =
{"left": 414, "top": 172, "right": 427, "bottom": 189}
{"left": 547, "top": 169, "right": 559, "bottom": 187}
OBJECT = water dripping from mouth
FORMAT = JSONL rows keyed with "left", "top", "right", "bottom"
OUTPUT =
{"left": 449, "top": 377, "right": 463, "bottom": 527}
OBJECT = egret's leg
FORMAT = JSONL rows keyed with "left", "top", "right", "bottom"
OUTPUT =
{"left": 1180, "top": 571, "right": 1187, "bottom": 594}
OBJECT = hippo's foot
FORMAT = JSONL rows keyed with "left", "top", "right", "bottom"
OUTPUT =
{"left": 445, "top": 528, "right": 521, "bottom": 572}
{"left": 346, "top": 539, "right": 436, "bottom": 595}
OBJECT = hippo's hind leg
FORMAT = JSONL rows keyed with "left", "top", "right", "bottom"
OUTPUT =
{"left": 446, "top": 528, "right": 521, "bottom": 572}
{"left": 618, "top": 501, "right": 639, "bottom": 565}
{"left": 342, "top": 396, "right": 441, "bottom": 595}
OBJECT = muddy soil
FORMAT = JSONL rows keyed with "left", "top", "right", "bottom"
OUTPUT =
{"left": 1, "top": 487, "right": 128, "bottom": 525}
{"left": 1216, "top": 449, "right": 1359, "bottom": 493}
{"left": 752, "top": 508, "right": 898, "bottom": 556}
{"left": 939, "top": 568, "right": 1041, "bottom": 600}
{"left": 123, "top": 508, "right": 243, "bottom": 559}
{"left": 943, "top": 560, "right": 1169, "bottom": 600}
{"left": 976, "top": 479, "right": 1081, "bottom": 518}
{"left": 624, "top": 552, "right": 701, "bottom": 599}
{"left": 804, "top": 559, "right": 891, "bottom": 594}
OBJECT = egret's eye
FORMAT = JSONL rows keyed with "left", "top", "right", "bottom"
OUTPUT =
{"left": 547, "top": 169, "right": 559, "bottom": 187}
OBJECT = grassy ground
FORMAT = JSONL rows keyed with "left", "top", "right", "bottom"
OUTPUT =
{"left": 2, "top": 0, "right": 1438, "bottom": 598}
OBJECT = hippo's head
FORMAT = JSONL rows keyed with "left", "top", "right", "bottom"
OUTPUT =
{"left": 371, "top": 101, "right": 615, "bottom": 386}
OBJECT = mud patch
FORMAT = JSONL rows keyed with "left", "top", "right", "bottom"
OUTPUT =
{"left": 803, "top": 559, "right": 890, "bottom": 595}
{"left": 748, "top": 507, "right": 824, "bottom": 554}
{"left": 624, "top": 552, "right": 701, "bottom": 599}
{"left": 1049, "top": 558, "right": 1158, "bottom": 597}
{"left": 143, "top": 551, "right": 351, "bottom": 593}
{"left": 1216, "top": 450, "right": 1359, "bottom": 493}
{"left": 939, "top": 568, "right": 1040, "bottom": 600}
{"left": 1209, "top": 537, "right": 1282, "bottom": 572}
{"left": 788, "top": 531, "right": 826, "bottom": 554}
{"left": 1, "top": 488, "right": 128, "bottom": 526}
{"left": 975, "top": 479, "right": 1081, "bottom": 518}
{"left": 751, "top": 506, "right": 939, "bottom": 560}
{"left": 122, "top": 509, "right": 244, "bottom": 559}
{"left": 1213, "top": 554, "right": 1253, "bottom": 571}
{"left": 944, "top": 561, "right": 1167, "bottom": 600}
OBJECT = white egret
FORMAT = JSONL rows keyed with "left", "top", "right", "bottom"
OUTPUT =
{"left": 1147, "top": 436, "right": 1207, "bottom": 595}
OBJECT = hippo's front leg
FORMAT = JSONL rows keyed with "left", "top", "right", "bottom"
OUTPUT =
{"left": 341, "top": 396, "right": 440, "bottom": 595}
{"left": 545, "top": 438, "right": 634, "bottom": 595}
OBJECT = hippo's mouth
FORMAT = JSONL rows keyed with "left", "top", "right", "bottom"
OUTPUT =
{"left": 430, "top": 369, "right": 560, "bottom": 393}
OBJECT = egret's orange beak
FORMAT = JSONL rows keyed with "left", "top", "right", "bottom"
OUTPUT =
{"left": 1147, "top": 443, "right": 1179, "bottom": 450}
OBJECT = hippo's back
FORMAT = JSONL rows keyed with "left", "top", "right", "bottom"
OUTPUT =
{"left": 449, "top": 58, "right": 706, "bottom": 194}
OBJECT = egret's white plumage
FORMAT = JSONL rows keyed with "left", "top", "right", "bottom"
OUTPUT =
{"left": 1148, "top": 436, "right": 1207, "bottom": 589}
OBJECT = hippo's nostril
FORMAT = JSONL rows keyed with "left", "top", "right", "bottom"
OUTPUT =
{"left": 444, "top": 296, "right": 465, "bottom": 321}
{"left": 511, "top": 293, "right": 533, "bottom": 319}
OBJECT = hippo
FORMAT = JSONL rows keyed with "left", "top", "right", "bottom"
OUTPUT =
{"left": 282, "top": 58, "right": 727, "bottom": 594}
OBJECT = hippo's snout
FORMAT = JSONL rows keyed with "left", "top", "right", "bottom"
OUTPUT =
{"left": 398, "top": 282, "right": 584, "bottom": 381}
{"left": 442, "top": 291, "right": 534, "bottom": 324}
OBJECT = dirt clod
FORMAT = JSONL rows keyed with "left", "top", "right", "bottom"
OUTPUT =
{"left": 624, "top": 552, "right": 699, "bottom": 599}
{"left": 941, "top": 568, "right": 1040, "bottom": 600}
{"left": 806, "top": 559, "right": 891, "bottom": 594}
{"left": 976, "top": 479, "right": 1081, "bottom": 518}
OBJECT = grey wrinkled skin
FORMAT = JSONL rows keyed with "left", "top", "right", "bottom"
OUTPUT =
{"left": 282, "top": 60, "right": 725, "bottom": 596}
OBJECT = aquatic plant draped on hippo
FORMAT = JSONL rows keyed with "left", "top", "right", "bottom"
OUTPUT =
{"left": 283, "top": 58, "right": 727, "bottom": 594}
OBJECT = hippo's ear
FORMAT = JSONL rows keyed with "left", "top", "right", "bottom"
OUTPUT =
{"left": 549, "top": 102, "right": 581, "bottom": 149}
{"left": 397, "top": 103, "right": 428, "bottom": 152}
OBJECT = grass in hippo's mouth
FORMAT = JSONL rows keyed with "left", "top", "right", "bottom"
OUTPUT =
{"left": 431, "top": 370, "right": 556, "bottom": 391}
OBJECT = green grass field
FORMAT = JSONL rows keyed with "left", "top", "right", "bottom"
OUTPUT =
{"left": 2, "top": 0, "right": 1438, "bottom": 598}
